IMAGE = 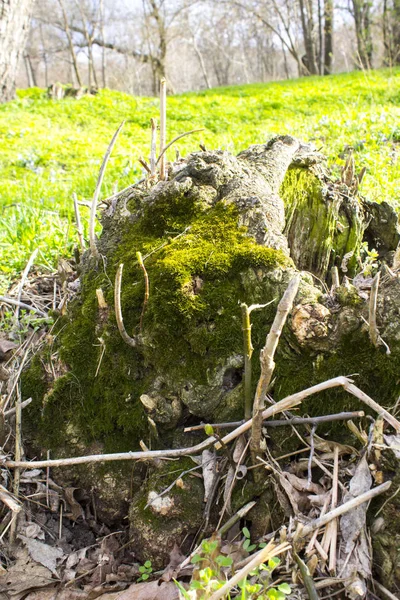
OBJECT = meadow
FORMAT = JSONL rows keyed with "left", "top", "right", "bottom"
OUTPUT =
{"left": 0, "top": 68, "right": 399, "bottom": 290}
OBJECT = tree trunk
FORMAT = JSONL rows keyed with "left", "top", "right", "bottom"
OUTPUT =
{"left": 0, "top": 0, "right": 36, "bottom": 103}
{"left": 391, "top": 0, "right": 400, "bottom": 65}
{"left": 351, "top": 0, "right": 373, "bottom": 69}
{"left": 299, "top": 0, "right": 318, "bottom": 74}
{"left": 57, "top": 0, "right": 83, "bottom": 87}
{"left": 323, "top": 0, "right": 334, "bottom": 74}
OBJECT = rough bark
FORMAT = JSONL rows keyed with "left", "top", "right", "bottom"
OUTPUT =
{"left": 22, "top": 136, "right": 400, "bottom": 577}
{"left": 0, "top": 0, "right": 36, "bottom": 103}
{"left": 323, "top": 0, "right": 334, "bottom": 74}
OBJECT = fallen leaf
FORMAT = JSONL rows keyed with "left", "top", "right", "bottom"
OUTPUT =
{"left": 202, "top": 449, "right": 216, "bottom": 503}
{"left": 19, "top": 535, "right": 64, "bottom": 576}
{"left": 0, "top": 339, "right": 18, "bottom": 360}
{"left": 160, "top": 543, "right": 186, "bottom": 582}
{"left": 0, "top": 548, "right": 53, "bottom": 596}
{"left": 112, "top": 580, "right": 180, "bottom": 600}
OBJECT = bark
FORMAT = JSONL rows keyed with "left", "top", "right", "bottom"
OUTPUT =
{"left": 350, "top": 0, "right": 373, "bottom": 69}
{"left": 0, "top": 0, "right": 36, "bottom": 103}
{"left": 323, "top": 0, "right": 334, "bottom": 74}
{"left": 299, "top": 0, "right": 318, "bottom": 75}
{"left": 56, "top": 0, "right": 82, "bottom": 87}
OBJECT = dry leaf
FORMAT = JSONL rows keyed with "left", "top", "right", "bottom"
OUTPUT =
{"left": 160, "top": 543, "right": 186, "bottom": 582}
{"left": 113, "top": 580, "right": 180, "bottom": 600}
{"left": 19, "top": 535, "right": 64, "bottom": 576}
{"left": 64, "top": 487, "right": 85, "bottom": 521}
{"left": 201, "top": 449, "right": 216, "bottom": 503}
{"left": 0, "top": 339, "right": 18, "bottom": 360}
{"left": 0, "top": 548, "right": 53, "bottom": 596}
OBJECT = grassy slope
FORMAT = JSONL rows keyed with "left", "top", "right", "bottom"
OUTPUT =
{"left": 0, "top": 68, "right": 399, "bottom": 287}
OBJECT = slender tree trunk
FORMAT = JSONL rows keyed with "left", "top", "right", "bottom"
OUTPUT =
{"left": 324, "top": 0, "right": 334, "bottom": 74}
{"left": 0, "top": 0, "right": 36, "bottom": 103}
{"left": 393, "top": 0, "right": 400, "bottom": 64}
{"left": 299, "top": 0, "right": 318, "bottom": 74}
{"left": 99, "top": 0, "right": 106, "bottom": 87}
{"left": 39, "top": 24, "right": 49, "bottom": 87}
{"left": 57, "top": 0, "right": 82, "bottom": 87}
{"left": 317, "top": 0, "right": 323, "bottom": 74}
{"left": 24, "top": 53, "right": 36, "bottom": 86}
{"left": 351, "top": 0, "right": 373, "bottom": 69}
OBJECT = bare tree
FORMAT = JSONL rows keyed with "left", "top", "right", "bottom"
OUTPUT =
{"left": 324, "top": 0, "right": 334, "bottom": 74}
{"left": 348, "top": 0, "right": 373, "bottom": 68}
{"left": 383, "top": 0, "right": 400, "bottom": 65}
{"left": 0, "top": 0, "right": 36, "bottom": 102}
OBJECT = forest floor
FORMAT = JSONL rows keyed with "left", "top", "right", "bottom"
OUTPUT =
{"left": 0, "top": 67, "right": 400, "bottom": 288}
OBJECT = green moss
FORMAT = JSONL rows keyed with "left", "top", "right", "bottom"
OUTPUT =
{"left": 281, "top": 167, "right": 364, "bottom": 278}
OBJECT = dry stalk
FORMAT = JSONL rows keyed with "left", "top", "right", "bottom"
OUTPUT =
{"left": 297, "top": 480, "right": 391, "bottom": 539}
{"left": 159, "top": 79, "right": 167, "bottom": 180}
{"left": 156, "top": 128, "right": 205, "bottom": 166}
{"left": 331, "top": 265, "right": 340, "bottom": 290}
{"left": 306, "top": 494, "right": 331, "bottom": 556}
{"left": 372, "top": 579, "right": 399, "bottom": 600}
{"left": 294, "top": 551, "right": 319, "bottom": 600}
{"left": 9, "top": 388, "right": 22, "bottom": 544}
{"left": 3, "top": 398, "right": 32, "bottom": 418}
{"left": 150, "top": 118, "right": 157, "bottom": 176}
{"left": 328, "top": 445, "right": 339, "bottom": 574}
{"left": 0, "top": 485, "right": 21, "bottom": 513}
{"left": 369, "top": 271, "right": 380, "bottom": 347}
{"left": 251, "top": 275, "right": 300, "bottom": 464}
{"left": 136, "top": 252, "right": 149, "bottom": 332}
{"left": 14, "top": 248, "right": 38, "bottom": 324}
{"left": 114, "top": 264, "right": 137, "bottom": 348}
{"left": 73, "top": 193, "right": 85, "bottom": 251}
{"left": 208, "top": 540, "right": 291, "bottom": 600}
{"left": 138, "top": 156, "right": 151, "bottom": 174}
{"left": 89, "top": 120, "right": 125, "bottom": 257}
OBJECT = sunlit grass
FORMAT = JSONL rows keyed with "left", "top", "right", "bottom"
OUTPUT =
{"left": 0, "top": 68, "right": 399, "bottom": 288}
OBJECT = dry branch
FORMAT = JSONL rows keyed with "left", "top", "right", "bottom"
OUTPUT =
{"left": 89, "top": 120, "right": 125, "bottom": 257}
{"left": 251, "top": 274, "right": 300, "bottom": 464}
{"left": 297, "top": 481, "right": 391, "bottom": 539}
{"left": 150, "top": 118, "right": 157, "bottom": 175}
{"left": 0, "top": 296, "right": 48, "bottom": 318}
{"left": 14, "top": 248, "right": 38, "bottom": 324}
{"left": 155, "top": 128, "right": 205, "bottom": 166}
{"left": 343, "top": 381, "right": 400, "bottom": 432}
{"left": 114, "top": 264, "right": 137, "bottom": 348}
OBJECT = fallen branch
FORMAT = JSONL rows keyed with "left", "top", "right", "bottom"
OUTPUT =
{"left": 208, "top": 540, "right": 291, "bottom": 600}
{"left": 114, "top": 264, "right": 137, "bottom": 348}
{"left": 0, "top": 485, "right": 21, "bottom": 513}
{"left": 89, "top": 120, "right": 125, "bottom": 257}
{"left": 0, "top": 296, "right": 48, "bottom": 318}
{"left": 4, "top": 376, "right": 379, "bottom": 469}
{"left": 184, "top": 411, "right": 365, "bottom": 432}
{"left": 3, "top": 398, "right": 32, "bottom": 418}
{"left": 328, "top": 446, "right": 339, "bottom": 574}
{"left": 372, "top": 579, "right": 399, "bottom": 600}
{"left": 251, "top": 275, "right": 300, "bottom": 466}
{"left": 297, "top": 481, "right": 391, "bottom": 539}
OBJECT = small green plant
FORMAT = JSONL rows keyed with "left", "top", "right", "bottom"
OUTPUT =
{"left": 360, "top": 242, "right": 379, "bottom": 276}
{"left": 138, "top": 559, "right": 153, "bottom": 582}
{"left": 174, "top": 538, "right": 291, "bottom": 599}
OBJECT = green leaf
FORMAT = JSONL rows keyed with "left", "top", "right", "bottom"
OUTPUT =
{"left": 191, "top": 554, "right": 203, "bottom": 564}
{"left": 242, "top": 527, "right": 251, "bottom": 539}
{"left": 204, "top": 424, "right": 214, "bottom": 436}
{"left": 144, "top": 560, "right": 152, "bottom": 569}
{"left": 243, "top": 539, "right": 250, "bottom": 550}
{"left": 208, "top": 541, "right": 218, "bottom": 552}
{"left": 278, "top": 583, "right": 291, "bottom": 594}
{"left": 141, "top": 573, "right": 149, "bottom": 581}
{"left": 268, "top": 556, "right": 281, "bottom": 570}
{"left": 216, "top": 555, "right": 233, "bottom": 567}
{"left": 139, "top": 566, "right": 146, "bottom": 573}
{"left": 247, "top": 544, "right": 257, "bottom": 552}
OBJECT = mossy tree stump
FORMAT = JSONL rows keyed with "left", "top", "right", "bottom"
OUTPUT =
{"left": 23, "top": 136, "right": 400, "bottom": 577}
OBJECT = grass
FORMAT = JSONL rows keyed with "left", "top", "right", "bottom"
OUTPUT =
{"left": 0, "top": 68, "right": 399, "bottom": 289}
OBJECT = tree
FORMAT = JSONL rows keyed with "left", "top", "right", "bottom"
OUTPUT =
{"left": 383, "top": 0, "right": 400, "bottom": 65}
{"left": 348, "top": 0, "right": 373, "bottom": 68}
{"left": 0, "top": 0, "right": 36, "bottom": 102}
{"left": 323, "top": 0, "right": 334, "bottom": 74}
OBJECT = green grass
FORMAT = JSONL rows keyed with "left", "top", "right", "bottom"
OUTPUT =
{"left": 1, "top": 68, "right": 399, "bottom": 289}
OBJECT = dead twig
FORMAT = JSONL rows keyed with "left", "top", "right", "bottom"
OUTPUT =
{"left": 9, "top": 388, "right": 22, "bottom": 543}
{"left": 369, "top": 271, "right": 380, "bottom": 348}
{"left": 137, "top": 252, "right": 149, "bottom": 332}
{"left": 15, "top": 248, "right": 38, "bottom": 324}
{"left": 0, "top": 485, "right": 21, "bottom": 513}
{"left": 343, "top": 381, "right": 400, "bottom": 433}
{"left": 328, "top": 446, "right": 339, "bottom": 574}
{"left": 251, "top": 275, "right": 300, "bottom": 467}
{"left": 73, "top": 192, "right": 85, "bottom": 251}
{"left": 372, "top": 579, "right": 399, "bottom": 600}
{"left": 3, "top": 398, "right": 32, "bottom": 418}
{"left": 0, "top": 296, "right": 48, "bottom": 318}
{"left": 89, "top": 120, "right": 125, "bottom": 257}
{"left": 159, "top": 79, "right": 167, "bottom": 180}
{"left": 114, "top": 264, "right": 137, "bottom": 348}
{"left": 150, "top": 118, "right": 157, "bottom": 176}
{"left": 184, "top": 411, "right": 365, "bottom": 432}
{"left": 297, "top": 481, "right": 391, "bottom": 539}
{"left": 156, "top": 129, "right": 205, "bottom": 166}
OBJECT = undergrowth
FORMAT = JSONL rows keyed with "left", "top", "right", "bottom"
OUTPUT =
{"left": 0, "top": 68, "right": 399, "bottom": 287}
